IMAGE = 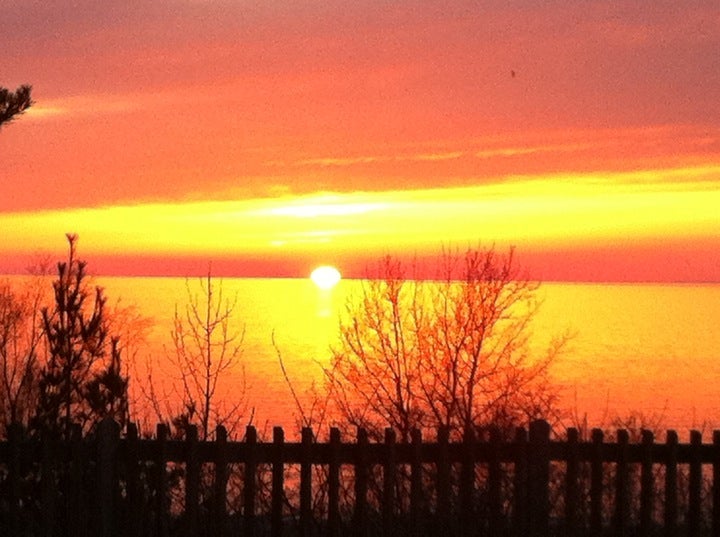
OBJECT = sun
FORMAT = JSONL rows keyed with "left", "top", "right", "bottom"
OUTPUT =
{"left": 310, "top": 265, "right": 342, "bottom": 290}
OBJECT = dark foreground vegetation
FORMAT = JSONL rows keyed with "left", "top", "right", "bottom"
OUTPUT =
{"left": 1, "top": 418, "right": 719, "bottom": 536}
{"left": 0, "top": 84, "right": 33, "bottom": 128}
{"left": 3, "top": 234, "right": 707, "bottom": 535}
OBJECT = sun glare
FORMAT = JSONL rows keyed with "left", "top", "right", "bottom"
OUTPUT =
{"left": 310, "top": 265, "right": 342, "bottom": 290}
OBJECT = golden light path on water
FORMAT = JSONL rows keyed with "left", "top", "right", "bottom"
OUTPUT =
{"left": 78, "top": 276, "right": 720, "bottom": 437}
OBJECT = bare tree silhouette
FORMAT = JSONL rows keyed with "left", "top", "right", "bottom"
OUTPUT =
{"left": 0, "top": 277, "right": 47, "bottom": 434}
{"left": 323, "top": 246, "right": 567, "bottom": 442}
{"left": 144, "top": 271, "right": 250, "bottom": 440}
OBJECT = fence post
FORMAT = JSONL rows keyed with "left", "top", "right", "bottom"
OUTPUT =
{"left": 689, "top": 431, "right": 702, "bottom": 537}
{"left": 8, "top": 422, "right": 23, "bottom": 537}
{"left": 590, "top": 428, "right": 604, "bottom": 537}
{"left": 98, "top": 418, "right": 120, "bottom": 537}
{"left": 665, "top": 430, "right": 678, "bottom": 537}
{"left": 383, "top": 428, "right": 397, "bottom": 536}
{"left": 272, "top": 427, "right": 284, "bottom": 537}
{"left": 528, "top": 420, "right": 550, "bottom": 537}
{"left": 640, "top": 430, "right": 654, "bottom": 537}
{"left": 41, "top": 427, "right": 57, "bottom": 537}
{"left": 615, "top": 429, "right": 629, "bottom": 537}
{"left": 410, "top": 428, "right": 423, "bottom": 537}
{"left": 214, "top": 425, "right": 228, "bottom": 537}
{"left": 67, "top": 424, "right": 86, "bottom": 537}
{"left": 565, "top": 428, "right": 579, "bottom": 537}
{"left": 155, "top": 423, "right": 169, "bottom": 537}
{"left": 436, "top": 426, "right": 451, "bottom": 534}
{"left": 513, "top": 426, "right": 528, "bottom": 537}
{"left": 213, "top": 425, "right": 228, "bottom": 537}
{"left": 300, "top": 427, "right": 313, "bottom": 537}
{"left": 328, "top": 427, "right": 341, "bottom": 537}
{"left": 126, "top": 423, "right": 141, "bottom": 537}
{"left": 18, "top": 417, "right": 720, "bottom": 537}
{"left": 354, "top": 427, "right": 369, "bottom": 537}
{"left": 713, "top": 430, "right": 720, "bottom": 537}
{"left": 185, "top": 425, "right": 199, "bottom": 537}
{"left": 244, "top": 425, "right": 258, "bottom": 537}
{"left": 460, "top": 426, "right": 475, "bottom": 534}
{"left": 489, "top": 426, "right": 502, "bottom": 536}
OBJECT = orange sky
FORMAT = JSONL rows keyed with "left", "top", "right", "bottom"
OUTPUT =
{"left": 1, "top": 1, "right": 719, "bottom": 281}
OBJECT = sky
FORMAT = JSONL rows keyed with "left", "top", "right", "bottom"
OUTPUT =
{"left": 1, "top": 0, "right": 719, "bottom": 281}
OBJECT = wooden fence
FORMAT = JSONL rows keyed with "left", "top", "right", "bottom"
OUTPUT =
{"left": 2, "top": 419, "right": 720, "bottom": 536}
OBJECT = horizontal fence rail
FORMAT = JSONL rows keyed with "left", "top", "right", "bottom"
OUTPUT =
{"left": 2, "top": 419, "right": 720, "bottom": 536}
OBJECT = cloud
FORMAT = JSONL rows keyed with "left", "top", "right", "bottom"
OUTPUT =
{"left": 294, "top": 151, "right": 464, "bottom": 167}
{"left": 410, "top": 151, "right": 464, "bottom": 162}
{"left": 295, "top": 156, "right": 386, "bottom": 167}
{"left": 261, "top": 200, "right": 388, "bottom": 219}
{"left": 1, "top": 0, "right": 718, "bottom": 216}
{"left": 22, "top": 95, "right": 139, "bottom": 121}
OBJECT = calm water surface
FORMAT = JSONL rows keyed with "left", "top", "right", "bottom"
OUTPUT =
{"left": 533, "top": 283, "right": 720, "bottom": 430}
{"left": 11, "top": 275, "right": 720, "bottom": 433}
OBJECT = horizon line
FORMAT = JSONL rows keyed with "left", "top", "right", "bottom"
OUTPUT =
{"left": 1, "top": 269, "right": 717, "bottom": 286}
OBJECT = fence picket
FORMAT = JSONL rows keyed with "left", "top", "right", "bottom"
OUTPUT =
{"left": 8, "top": 423, "right": 22, "bottom": 537}
{"left": 565, "top": 427, "right": 579, "bottom": 537}
{"left": 185, "top": 425, "right": 199, "bottom": 537}
{"left": 665, "top": 430, "right": 679, "bottom": 537}
{"left": 382, "top": 427, "right": 397, "bottom": 536}
{"left": 41, "top": 428, "right": 57, "bottom": 537}
{"left": 615, "top": 429, "right": 630, "bottom": 537}
{"left": 155, "top": 423, "right": 169, "bottom": 537}
{"left": 3, "top": 419, "right": 720, "bottom": 537}
{"left": 68, "top": 424, "right": 85, "bottom": 537}
{"left": 328, "top": 427, "right": 341, "bottom": 537}
{"left": 590, "top": 428, "right": 604, "bottom": 537}
{"left": 126, "top": 422, "right": 141, "bottom": 537}
{"left": 244, "top": 425, "right": 258, "bottom": 537}
{"left": 460, "top": 426, "right": 475, "bottom": 533}
{"left": 410, "top": 428, "right": 423, "bottom": 537}
{"left": 529, "top": 419, "right": 550, "bottom": 537}
{"left": 714, "top": 430, "right": 720, "bottom": 537}
{"left": 640, "top": 429, "right": 654, "bottom": 537}
{"left": 436, "top": 426, "right": 450, "bottom": 534}
{"left": 272, "top": 426, "right": 284, "bottom": 537}
{"left": 214, "top": 425, "right": 228, "bottom": 537}
{"left": 513, "top": 426, "right": 528, "bottom": 537}
{"left": 689, "top": 430, "right": 702, "bottom": 537}
{"left": 353, "top": 427, "right": 369, "bottom": 537}
{"left": 489, "top": 426, "right": 502, "bottom": 536}
{"left": 98, "top": 418, "right": 120, "bottom": 537}
{"left": 300, "top": 427, "right": 312, "bottom": 537}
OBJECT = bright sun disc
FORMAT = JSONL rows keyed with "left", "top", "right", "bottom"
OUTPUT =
{"left": 310, "top": 265, "right": 341, "bottom": 290}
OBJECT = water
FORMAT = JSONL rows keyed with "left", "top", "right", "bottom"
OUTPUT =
{"left": 98, "top": 277, "right": 346, "bottom": 434}
{"left": 6, "top": 275, "right": 720, "bottom": 434}
{"left": 533, "top": 283, "right": 720, "bottom": 431}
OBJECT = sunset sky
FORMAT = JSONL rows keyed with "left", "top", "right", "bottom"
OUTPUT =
{"left": 1, "top": 1, "right": 718, "bottom": 281}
